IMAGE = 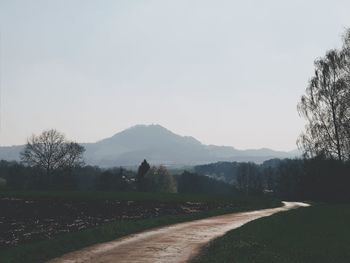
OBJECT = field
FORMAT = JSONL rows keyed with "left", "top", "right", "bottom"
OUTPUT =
{"left": 0, "top": 193, "right": 233, "bottom": 248}
{"left": 192, "top": 204, "right": 350, "bottom": 263}
{"left": 0, "top": 191, "right": 280, "bottom": 263}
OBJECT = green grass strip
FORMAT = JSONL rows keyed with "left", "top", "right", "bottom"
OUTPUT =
{"left": 193, "top": 204, "right": 350, "bottom": 263}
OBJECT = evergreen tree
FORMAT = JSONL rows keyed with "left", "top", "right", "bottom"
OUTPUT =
{"left": 136, "top": 159, "right": 150, "bottom": 191}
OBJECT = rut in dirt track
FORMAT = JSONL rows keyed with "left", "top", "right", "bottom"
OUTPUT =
{"left": 47, "top": 202, "right": 309, "bottom": 263}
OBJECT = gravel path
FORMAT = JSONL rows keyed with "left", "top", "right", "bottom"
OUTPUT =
{"left": 47, "top": 202, "right": 309, "bottom": 263}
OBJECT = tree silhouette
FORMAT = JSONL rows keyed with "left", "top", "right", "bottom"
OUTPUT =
{"left": 136, "top": 159, "right": 150, "bottom": 191}
{"left": 20, "top": 129, "right": 85, "bottom": 176}
{"left": 298, "top": 29, "right": 350, "bottom": 161}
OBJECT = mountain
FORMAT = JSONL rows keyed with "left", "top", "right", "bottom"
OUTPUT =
{"left": 0, "top": 145, "right": 24, "bottom": 162}
{"left": 0, "top": 124, "right": 299, "bottom": 167}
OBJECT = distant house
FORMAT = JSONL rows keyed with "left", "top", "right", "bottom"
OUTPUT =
{"left": 263, "top": 189, "right": 274, "bottom": 195}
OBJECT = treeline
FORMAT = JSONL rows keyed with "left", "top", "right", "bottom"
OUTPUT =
{"left": 2, "top": 157, "right": 349, "bottom": 201}
{"left": 0, "top": 159, "right": 236, "bottom": 195}
{"left": 195, "top": 161, "right": 270, "bottom": 195}
{"left": 195, "top": 158, "right": 350, "bottom": 202}
{"left": 272, "top": 158, "right": 350, "bottom": 202}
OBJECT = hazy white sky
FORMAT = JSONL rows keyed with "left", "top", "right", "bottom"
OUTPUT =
{"left": 0, "top": 0, "right": 349, "bottom": 150}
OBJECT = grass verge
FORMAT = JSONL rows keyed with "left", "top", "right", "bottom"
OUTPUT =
{"left": 192, "top": 204, "right": 350, "bottom": 263}
{"left": 0, "top": 191, "right": 280, "bottom": 263}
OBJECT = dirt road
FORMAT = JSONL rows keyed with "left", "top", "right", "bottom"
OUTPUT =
{"left": 47, "top": 202, "right": 309, "bottom": 263}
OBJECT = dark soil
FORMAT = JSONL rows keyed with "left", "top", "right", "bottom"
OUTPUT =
{"left": 0, "top": 197, "right": 231, "bottom": 248}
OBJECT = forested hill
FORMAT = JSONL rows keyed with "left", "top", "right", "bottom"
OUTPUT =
{"left": 194, "top": 159, "right": 284, "bottom": 184}
{"left": 0, "top": 125, "right": 298, "bottom": 167}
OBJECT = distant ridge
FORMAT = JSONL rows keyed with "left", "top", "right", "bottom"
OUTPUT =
{"left": 0, "top": 124, "right": 299, "bottom": 167}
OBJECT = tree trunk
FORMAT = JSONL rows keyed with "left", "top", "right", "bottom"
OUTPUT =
{"left": 331, "top": 100, "right": 342, "bottom": 161}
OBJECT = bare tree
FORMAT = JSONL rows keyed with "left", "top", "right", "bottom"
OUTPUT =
{"left": 342, "top": 29, "right": 350, "bottom": 159}
{"left": 20, "top": 129, "right": 85, "bottom": 176}
{"left": 298, "top": 30, "right": 350, "bottom": 161}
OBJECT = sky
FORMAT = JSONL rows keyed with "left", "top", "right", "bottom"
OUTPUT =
{"left": 0, "top": 0, "right": 350, "bottom": 151}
